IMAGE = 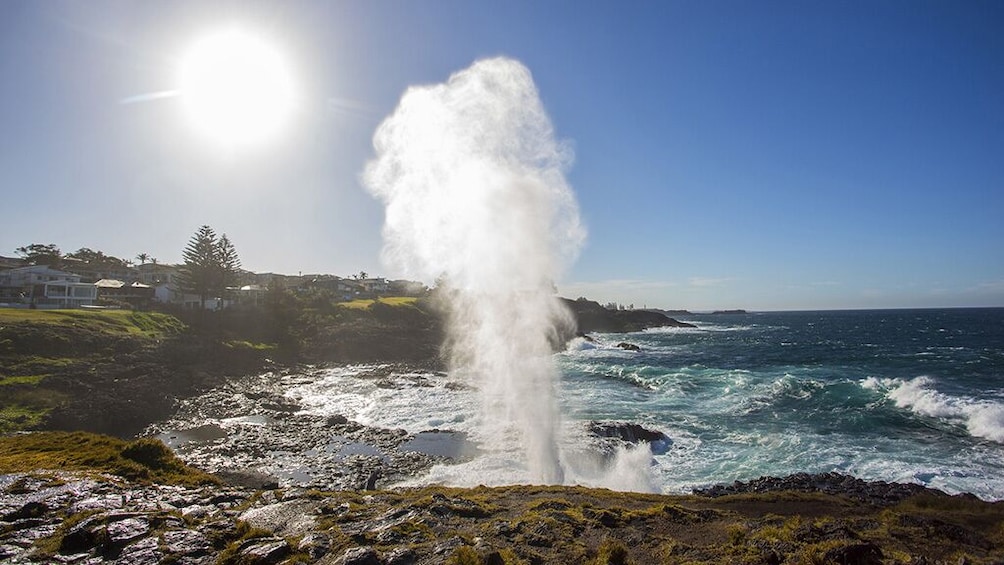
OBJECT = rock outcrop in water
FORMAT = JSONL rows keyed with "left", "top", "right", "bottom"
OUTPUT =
{"left": 561, "top": 298, "right": 696, "bottom": 334}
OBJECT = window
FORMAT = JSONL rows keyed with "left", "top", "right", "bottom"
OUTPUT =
{"left": 73, "top": 286, "right": 94, "bottom": 298}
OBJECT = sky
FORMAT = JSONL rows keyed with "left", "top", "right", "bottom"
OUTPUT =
{"left": 1, "top": 0, "right": 1002, "bottom": 311}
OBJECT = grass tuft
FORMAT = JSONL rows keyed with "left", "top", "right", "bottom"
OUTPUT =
{"left": 0, "top": 431, "right": 218, "bottom": 486}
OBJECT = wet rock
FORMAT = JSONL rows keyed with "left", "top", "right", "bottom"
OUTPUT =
{"left": 694, "top": 472, "right": 949, "bottom": 506}
{"left": 589, "top": 421, "right": 669, "bottom": 444}
{"left": 142, "top": 369, "right": 456, "bottom": 492}
{"left": 327, "top": 414, "right": 349, "bottom": 426}
{"left": 589, "top": 421, "right": 672, "bottom": 454}
{"left": 616, "top": 342, "right": 641, "bottom": 351}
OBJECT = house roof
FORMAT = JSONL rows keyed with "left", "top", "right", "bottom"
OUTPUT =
{"left": 95, "top": 279, "right": 152, "bottom": 289}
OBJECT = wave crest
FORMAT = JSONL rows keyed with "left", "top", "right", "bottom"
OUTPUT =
{"left": 861, "top": 376, "right": 1004, "bottom": 443}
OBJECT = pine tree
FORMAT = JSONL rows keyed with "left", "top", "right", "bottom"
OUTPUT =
{"left": 179, "top": 225, "right": 220, "bottom": 309}
{"left": 216, "top": 234, "right": 242, "bottom": 298}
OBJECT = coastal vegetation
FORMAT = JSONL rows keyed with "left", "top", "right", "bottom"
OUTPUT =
{"left": 0, "top": 431, "right": 217, "bottom": 485}
{"left": 0, "top": 295, "right": 442, "bottom": 435}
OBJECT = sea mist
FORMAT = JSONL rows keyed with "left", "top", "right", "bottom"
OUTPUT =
{"left": 363, "top": 57, "right": 583, "bottom": 484}
{"left": 364, "top": 58, "right": 657, "bottom": 491}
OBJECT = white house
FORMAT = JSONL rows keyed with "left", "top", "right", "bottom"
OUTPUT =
{"left": 0, "top": 265, "right": 97, "bottom": 307}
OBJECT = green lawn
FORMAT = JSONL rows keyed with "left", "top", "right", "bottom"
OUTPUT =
{"left": 0, "top": 308, "right": 186, "bottom": 338}
{"left": 338, "top": 296, "right": 420, "bottom": 309}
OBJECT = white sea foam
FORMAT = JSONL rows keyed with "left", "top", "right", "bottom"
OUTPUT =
{"left": 862, "top": 376, "right": 1004, "bottom": 443}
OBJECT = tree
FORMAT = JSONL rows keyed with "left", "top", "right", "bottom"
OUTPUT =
{"left": 178, "top": 225, "right": 242, "bottom": 309}
{"left": 65, "top": 248, "right": 129, "bottom": 270}
{"left": 136, "top": 253, "right": 149, "bottom": 265}
{"left": 216, "top": 234, "right": 242, "bottom": 295}
{"left": 179, "top": 226, "right": 220, "bottom": 310}
{"left": 14, "top": 243, "right": 62, "bottom": 267}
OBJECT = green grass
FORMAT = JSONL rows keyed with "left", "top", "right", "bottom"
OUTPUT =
{"left": 338, "top": 296, "right": 419, "bottom": 310}
{"left": 0, "top": 431, "right": 219, "bottom": 486}
{"left": 0, "top": 387, "right": 68, "bottom": 433}
{"left": 0, "top": 374, "right": 48, "bottom": 386}
{"left": 0, "top": 308, "right": 186, "bottom": 338}
{"left": 225, "top": 340, "right": 278, "bottom": 351}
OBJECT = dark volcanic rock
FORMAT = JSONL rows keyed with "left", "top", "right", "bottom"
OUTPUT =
{"left": 616, "top": 342, "right": 641, "bottom": 351}
{"left": 561, "top": 298, "right": 696, "bottom": 334}
{"left": 589, "top": 421, "right": 670, "bottom": 444}
{"left": 694, "top": 472, "right": 949, "bottom": 505}
{"left": 588, "top": 421, "right": 672, "bottom": 455}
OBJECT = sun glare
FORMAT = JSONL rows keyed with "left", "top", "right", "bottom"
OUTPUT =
{"left": 179, "top": 28, "right": 295, "bottom": 150}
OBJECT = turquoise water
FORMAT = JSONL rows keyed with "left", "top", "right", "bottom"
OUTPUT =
{"left": 556, "top": 308, "right": 1004, "bottom": 499}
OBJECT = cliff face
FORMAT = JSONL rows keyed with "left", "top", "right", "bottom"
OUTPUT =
{"left": 560, "top": 298, "right": 696, "bottom": 334}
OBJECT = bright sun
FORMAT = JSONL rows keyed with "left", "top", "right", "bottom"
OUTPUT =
{"left": 179, "top": 28, "right": 295, "bottom": 149}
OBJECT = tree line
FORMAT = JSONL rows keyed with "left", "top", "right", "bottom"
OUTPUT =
{"left": 10, "top": 225, "right": 243, "bottom": 309}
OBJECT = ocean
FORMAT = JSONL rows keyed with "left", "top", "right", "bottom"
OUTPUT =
{"left": 287, "top": 308, "right": 1004, "bottom": 500}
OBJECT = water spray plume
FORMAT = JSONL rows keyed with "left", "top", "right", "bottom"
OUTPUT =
{"left": 364, "top": 57, "right": 584, "bottom": 484}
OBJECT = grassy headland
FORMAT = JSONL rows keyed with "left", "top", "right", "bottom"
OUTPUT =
{"left": 0, "top": 295, "right": 442, "bottom": 436}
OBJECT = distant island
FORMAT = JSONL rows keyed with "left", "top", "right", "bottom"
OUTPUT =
{"left": 710, "top": 309, "right": 748, "bottom": 315}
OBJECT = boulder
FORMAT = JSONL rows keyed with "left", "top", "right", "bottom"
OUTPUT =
{"left": 341, "top": 545, "right": 382, "bottom": 565}
{"left": 589, "top": 421, "right": 670, "bottom": 444}
{"left": 238, "top": 537, "right": 289, "bottom": 564}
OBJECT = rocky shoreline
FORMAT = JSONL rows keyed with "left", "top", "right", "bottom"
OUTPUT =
{"left": 139, "top": 365, "right": 471, "bottom": 492}
{"left": 3, "top": 468, "right": 1002, "bottom": 564}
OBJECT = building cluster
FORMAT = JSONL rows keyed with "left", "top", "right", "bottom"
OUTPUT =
{"left": 0, "top": 257, "right": 426, "bottom": 310}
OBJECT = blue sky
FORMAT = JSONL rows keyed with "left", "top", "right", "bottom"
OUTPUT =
{"left": 1, "top": 1, "right": 1001, "bottom": 311}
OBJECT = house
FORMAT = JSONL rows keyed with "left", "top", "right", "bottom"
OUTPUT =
{"left": 250, "top": 272, "right": 306, "bottom": 290}
{"left": 134, "top": 263, "right": 181, "bottom": 286}
{"left": 303, "top": 275, "right": 362, "bottom": 301}
{"left": 234, "top": 284, "right": 267, "bottom": 307}
{"left": 389, "top": 279, "right": 428, "bottom": 297}
{"left": 94, "top": 279, "right": 155, "bottom": 307}
{"left": 0, "top": 265, "right": 96, "bottom": 308}
{"left": 357, "top": 277, "right": 390, "bottom": 297}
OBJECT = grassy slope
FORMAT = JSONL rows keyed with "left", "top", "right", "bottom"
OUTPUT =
{"left": 0, "top": 431, "right": 217, "bottom": 486}
{"left": 339, "top": 296, "right": 420, "bottom": 309}
{"left": 0, "top": 308, "right": 186, "bottom": 338}
{"left": 0, "top": 309, "right": 186, "bottom": 433}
